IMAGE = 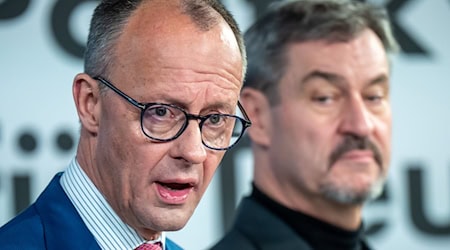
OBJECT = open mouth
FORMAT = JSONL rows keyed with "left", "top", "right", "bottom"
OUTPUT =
{"left": 156, "top": 182, "right": 194, "bottom": 204}
{"left": 157, "top": 182, "right": 193, "bottom": 190}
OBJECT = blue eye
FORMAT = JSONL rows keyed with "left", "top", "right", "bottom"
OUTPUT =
{"left": 210, "top": 115, "right": 219, "bottom": 123}
{"left": 155, "top": 107, "right": 168, "bottom": 116}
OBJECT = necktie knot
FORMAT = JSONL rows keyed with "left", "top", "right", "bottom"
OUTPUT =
{"left": 135, "top": 242, "right": 162, "bottom": 250}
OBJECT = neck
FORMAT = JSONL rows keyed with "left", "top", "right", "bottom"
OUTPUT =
{"left": 253, "top": 178, "right": 363, "bottom": 231}
{"left": 251, "top": 186, "right": 367, "bottom": 250}
{"left": 310, "top": 199, "right": 363, "bottom": 230}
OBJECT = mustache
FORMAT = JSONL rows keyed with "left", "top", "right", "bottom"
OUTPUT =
{"left": 329, "top": 135, "right": 383, "bottom": 168}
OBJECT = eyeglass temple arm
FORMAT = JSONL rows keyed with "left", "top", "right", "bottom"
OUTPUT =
{"left": 94, "top": 76, "right": 146, "bottom": 110}
{"left": 238, "top": 100, "right": 252, "bottom": 127}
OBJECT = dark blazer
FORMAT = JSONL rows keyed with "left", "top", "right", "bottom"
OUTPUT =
{"left": 0, "top": 173, "right": 182, "bottom": 250}
{"left": 210, "top": 196, "right": 313, "bottom": 250}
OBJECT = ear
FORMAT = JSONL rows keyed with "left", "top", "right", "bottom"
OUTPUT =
{"left": 72, "top": 73, "right": 101, "bottom": 135}
{"left": 240, "top": 88, "right": 272, "bottom": 147}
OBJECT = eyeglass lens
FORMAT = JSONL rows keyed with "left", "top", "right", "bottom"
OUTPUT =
{"left": 141, "top": 104, "right": 245, "bottom": 149}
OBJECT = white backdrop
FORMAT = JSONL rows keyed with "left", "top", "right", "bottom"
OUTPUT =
{"left": 1, "top": 0, "right": 449, "bottom": 249}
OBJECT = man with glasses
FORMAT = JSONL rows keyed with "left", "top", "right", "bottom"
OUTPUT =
{"left": 211, "top": 0, "right": 398, "bottom": 249}
{"left": 0, "top": 0, "right": 249, "bottom": 249}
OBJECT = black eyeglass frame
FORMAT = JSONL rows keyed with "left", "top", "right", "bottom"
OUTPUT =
{"left": 93, "top": 76, "right": 252, "bottom": 150}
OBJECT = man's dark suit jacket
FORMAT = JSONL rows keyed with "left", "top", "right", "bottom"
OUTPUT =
{"left": 210, "top": 196, "right": 313, "bottom": 250}
{"left": 0, "top": 173, "right": 182, "bottom": 250}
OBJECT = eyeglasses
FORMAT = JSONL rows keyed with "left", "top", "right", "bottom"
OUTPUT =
{"left": 94, "top": 76, "right": 252, "bottom": 150}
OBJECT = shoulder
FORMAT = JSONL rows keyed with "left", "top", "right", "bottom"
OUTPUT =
{"left": 166, "top": 238, "right": 184, "bottom": 250}
{"left": 210, "top": 229, "right": 257, "bottom": 250}
{"left": 0, "top": 204, "right": 46, "bottom": 248}
{"left": 209, "top": 197, "right": 265, "bottom": 249}
{"left": 211, "top": 196, "right": 313, "bottom": 250}
{"left": 361, "top": 237, "right": 374, "bottom": 250}
{"left": 0, "top": 173, "right": 63, "bottom": 246}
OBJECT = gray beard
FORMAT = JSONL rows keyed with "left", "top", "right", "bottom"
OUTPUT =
{"left": 319, "top": 176, "right": 386, "bottom": 205}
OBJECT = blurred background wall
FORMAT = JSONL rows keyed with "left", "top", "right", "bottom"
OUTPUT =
{"left": 0, "top": 0, "right": 449, "bottom": 249}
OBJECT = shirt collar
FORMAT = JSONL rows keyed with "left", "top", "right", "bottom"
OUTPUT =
{"left": 60, "top": 157, "right": 166, "bottom": 249}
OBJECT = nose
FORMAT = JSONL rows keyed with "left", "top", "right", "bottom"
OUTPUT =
{"left": 338, "top": 96, "right": 375, "bottom": 137}
{"left": 169, "top": 120, "right": 207, "bottom": 164}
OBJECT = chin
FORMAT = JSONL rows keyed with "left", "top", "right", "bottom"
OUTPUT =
{"left": 144, "top": 216, "right": 189, "bottom": 232}
{"left": 160, "top": 222, "right": 186, "bottom": 232}
{"left": 137, "top": 205, "right": 193, "bottom": 232}
{"left": 320, "top": 177, "right": 386, "bottom": 205}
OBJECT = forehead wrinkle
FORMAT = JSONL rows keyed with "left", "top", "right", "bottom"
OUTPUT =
{"left": 158, "top": 65, "right": 242, "bottom": 91}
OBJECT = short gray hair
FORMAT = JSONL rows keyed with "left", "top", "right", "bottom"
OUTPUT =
{"left": 244, "top": 0, "right": 399, "bottom": 105}
{"left": 84, "top": 0, "right": 246, "bottom": 82}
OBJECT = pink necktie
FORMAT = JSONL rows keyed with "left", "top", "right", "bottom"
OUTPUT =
{"left": 135, "top": 242, "right": 162, "bottom": 250}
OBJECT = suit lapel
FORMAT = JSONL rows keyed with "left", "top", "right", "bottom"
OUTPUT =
{"left": 35, "top": 173, "right": 101, "bottom": 250}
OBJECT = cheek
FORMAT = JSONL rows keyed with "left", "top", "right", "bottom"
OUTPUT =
{"left": 290, "top": 115, "right": 333, "bottom": 155}
{"left": 297, "top": 130, "right": 331, "bottom": 171}
{"left": 98, "top": 104, "right": 142, "bottom": 160}
{"left": 132, "top": 145, "right": 171, "bottom": 178}
{"left": 101, "top": 124, "right": 167, "bottom": 189}
{"left": 374, "top": 116, "right": 392, "bottom": 154}
{"left": 200, "top": 153, "right": 223, "bottom": 189}
{"left": 278, "top": 123, "right": 330, "bottom": 184}
{"left": 296, "top": 123, "right": 342, "bottom": 185}
{"left": 105, "top": 128, "right": 143, "bottom": 171}
{"left": 381, "top": 132, "right": 392, "bottom": 172}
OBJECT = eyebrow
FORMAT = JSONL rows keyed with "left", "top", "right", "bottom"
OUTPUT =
{"left": 300, "top": 70, "right": 346, "bottom": 90}
{"left": 300, "top": 70, "right": 389, "bottom": 88}
{"left": 368, "top": 74, "right": 389, "bottom": 86}
{"left": 201, "top": 102, "right": 236, "bottom": 114}
{"left": 156, "top": 95, "right": 236, "bottom": 114}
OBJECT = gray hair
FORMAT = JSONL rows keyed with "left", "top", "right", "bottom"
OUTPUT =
{"left": 84, "top": 0, "right": 246, "bottom": 83}
{"left": 244, "top": 0, "right": 399, "bottom": 105}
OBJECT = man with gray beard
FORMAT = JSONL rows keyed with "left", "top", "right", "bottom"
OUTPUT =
{"left": 211, "top": 0, "right": 398, "bottom": 249}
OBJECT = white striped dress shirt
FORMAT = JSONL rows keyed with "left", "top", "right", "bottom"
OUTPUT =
{"left": 60, "top": 158, "right": 166, "bottom": 250}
